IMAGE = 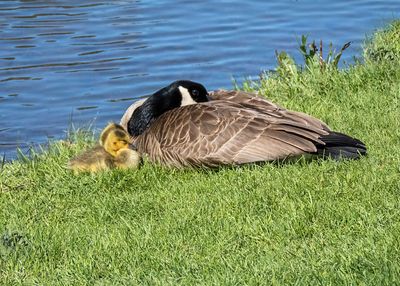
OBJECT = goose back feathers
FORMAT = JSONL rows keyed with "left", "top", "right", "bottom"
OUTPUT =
{"left": 121, "top": 83, "right": 367, "bottom": 168}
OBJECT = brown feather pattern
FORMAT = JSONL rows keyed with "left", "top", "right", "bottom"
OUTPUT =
{"left": 128, "top": 90, "right": 331, "bottom": 167}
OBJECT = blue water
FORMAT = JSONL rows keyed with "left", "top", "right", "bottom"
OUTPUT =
{"left": 0, "top": 0, "right": 399, "bottom": 160}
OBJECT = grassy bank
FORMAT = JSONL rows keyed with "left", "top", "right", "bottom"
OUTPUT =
{"left": 1, "top": 22, "right": 400, "bottom": 285}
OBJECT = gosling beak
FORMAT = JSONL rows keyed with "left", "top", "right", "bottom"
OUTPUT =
{"left": 128, "top": 143, "right": 138, "bottom": 151}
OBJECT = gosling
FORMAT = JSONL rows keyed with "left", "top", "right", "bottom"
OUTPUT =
{"left": 68, "top": 123, "right": 141, "bottom": 173}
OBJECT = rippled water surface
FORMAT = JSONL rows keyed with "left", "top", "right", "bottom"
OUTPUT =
{"left": 1, "top": 0, "right": 399, "bottom": 159}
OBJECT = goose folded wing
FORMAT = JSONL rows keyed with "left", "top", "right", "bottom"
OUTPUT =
{"left": 210, "top": 90, "right": 330, "bottom": 131}
{"left": 138, "top": 102, "right": 329, "bottom": 167}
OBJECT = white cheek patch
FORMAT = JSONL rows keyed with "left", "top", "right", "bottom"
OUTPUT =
{"left": 178, "top": 86, "right": 197, "bottom": 106}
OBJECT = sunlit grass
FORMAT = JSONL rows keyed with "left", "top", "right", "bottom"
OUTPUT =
{"left": 1, "top": 21, "right": 400, "bottom": 285}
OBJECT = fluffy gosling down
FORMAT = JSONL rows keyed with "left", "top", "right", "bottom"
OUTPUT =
{"left": 68, "top": 123, "right": 141, "bottom": 173}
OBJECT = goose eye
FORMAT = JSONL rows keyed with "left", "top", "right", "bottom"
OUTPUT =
{"left": 191, "top": 89, "right": 199, "bottom": 98}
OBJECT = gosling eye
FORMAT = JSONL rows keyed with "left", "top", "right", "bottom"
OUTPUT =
{"left": 191, "top": 89, "right": 199, "bottom": 98}
{"left": 113, "top": 142, "right": 117, "bottom": 146}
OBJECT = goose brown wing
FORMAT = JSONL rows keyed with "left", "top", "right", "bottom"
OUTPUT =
{"left": 136, "top": 101, "right": 329, "bottom": 168}
{"left": 210, "top": 90, "right": 331, "bottom": 131}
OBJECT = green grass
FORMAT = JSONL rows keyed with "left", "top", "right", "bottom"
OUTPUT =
{"left": 1, "top": 21, "right": 400, "bottom": 285}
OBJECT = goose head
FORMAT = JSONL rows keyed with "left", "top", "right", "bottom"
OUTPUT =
{"left": 127, "top": 80, "right": 209, "bottom": 137}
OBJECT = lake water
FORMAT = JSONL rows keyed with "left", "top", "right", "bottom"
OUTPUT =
{"left": 1, "top": 0, "right": 399, "bottom": 160}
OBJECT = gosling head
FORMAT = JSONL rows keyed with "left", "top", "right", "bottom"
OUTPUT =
{"left": 100, "top": 123, "right": 132, "bottom": 157}
{"left": 127, "top": 80, "right": 209, "bottom": 137}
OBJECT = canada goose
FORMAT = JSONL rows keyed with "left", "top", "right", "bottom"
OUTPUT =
{"left": 68, "top": 123, "right": 141, "bottom": 173}
{"left": 120, "top": 80, "right": 367, "bottom": 168}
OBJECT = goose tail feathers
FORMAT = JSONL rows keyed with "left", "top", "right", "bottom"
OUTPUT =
{"left": 317, "top": 131, "right": 367, "bottom": 160}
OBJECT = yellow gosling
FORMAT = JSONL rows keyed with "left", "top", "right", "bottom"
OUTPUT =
{"left": 68, "top": 123, "right": 141, "bottom": 173}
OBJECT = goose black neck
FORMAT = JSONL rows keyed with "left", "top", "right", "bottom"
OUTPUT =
{"left": 127, "top": 87, "right": 181, "bottom": 137}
